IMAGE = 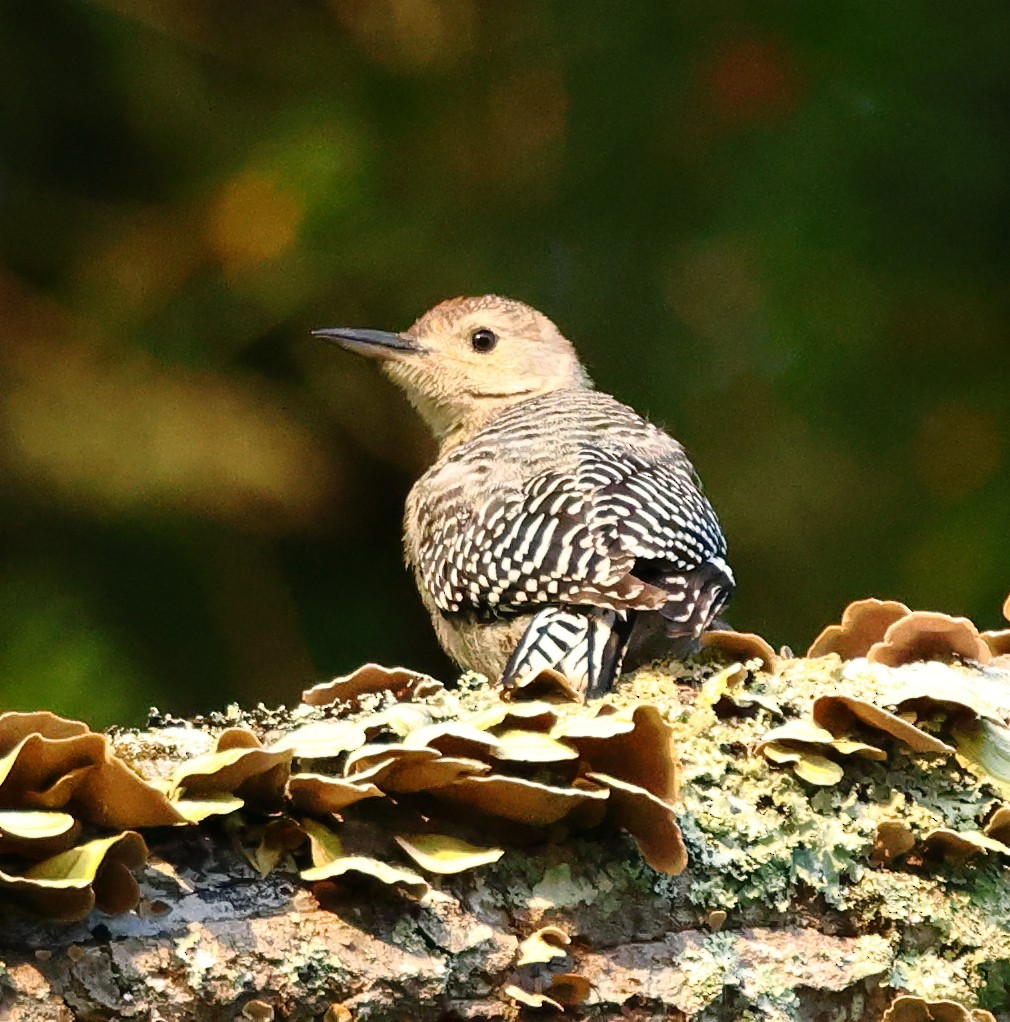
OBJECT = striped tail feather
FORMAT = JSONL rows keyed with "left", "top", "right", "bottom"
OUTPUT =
{"left": 656, "top": 556, "right": 735, "bottom": 639}
{"left": 502, "top": 607, "right": 631, "bottom": 698}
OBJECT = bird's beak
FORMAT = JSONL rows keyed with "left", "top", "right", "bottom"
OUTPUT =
{"left": 311, "top": 327, "right": 422, "bottom": 360}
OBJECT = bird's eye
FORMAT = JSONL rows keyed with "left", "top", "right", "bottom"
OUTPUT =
{"left": 470, "top": 328, "right": 498, "bottom": 353}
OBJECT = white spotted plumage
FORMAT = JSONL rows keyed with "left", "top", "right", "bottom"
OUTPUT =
{"left": 404, "top": 387, "right": 734, "bottom": 693}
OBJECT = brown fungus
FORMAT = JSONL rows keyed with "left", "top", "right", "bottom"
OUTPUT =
{"left": 700, "top": 630, "right": 779, "bottom": 672}
{"left": 516, "top": 926, "right": 571, "bottom": 967}
{"left": 698, "top": 662, "right": 781, "bottom": 716}
{"left": 287, "top": 774, "right": 383, "bottom": 814}
{"left": 466, "top": 701, "right": 559, "bottom": 733}
{"left": 0, "top": 810, "right": 81, "bottom": 860}
{"left": 867, "top": 611, "right": 990, "bottom": 667}
{"left": 920, "top": 828, "right": 1010, "bottom": 862}
{"left": 404, "top": 722, "right": 503, "bottom": 761}
{"left": 541, "top": 974, "right": 593, "bottom": 1008}
{"left": 553, "top": 704, "right": 680, "bottom": 802}
{"left": 362, "top": 755, "right": 491, "bottom": 794}
{"left": 760, "top": 743, "right": 844, "bottom": 786}
{"left": 393, "top": 833, "right": 503, "bottom": 874}
{"left": 492, "top": 730, "right": 579, "bottom": 764}
{"left": 0, "top": 830, "right": 148, "bottom": 922}
{"left": 508, "top": 667, "right": 582, "bottom": 703}
{"left": 169, "top": 730, "right": 292, "bottom": 811}
{"left": 344, "top": 743, "right": 440, "bottom": 775}
{"left": 429, "top": 774, "right": 609, "bottom": 826}
{"left": 246, "top": 817, "right": 307, "bottom": 877}
{"left": 585, "top": 771, "right": 687, "bottom": 875}
{"left": 270, "top": 720, "right": 368, "bottom": 759}
{"left": 881, "top": 994, "right": 996, "bottom": 1022}
{"left": 503, "top": 985, "right": 563, "bottom": 1012}
{"left": 0, "top": 711, "right": 90, "bottom": 744}
{"left": 807, "top": 598, "right": 911, "bottom": 659}
{"left": 981, "top": 629, "right": 1010, "bottom": 657}
{"left": 299, "top": 818, "right": 428, "bottom": 896}
{"left": 983, "top": 805, "right": 1010, "bottom": 845}
{"left": 812, "top": 695, "right": 953, "bottom": 755}
{"left": 757, "top": 718, "right": 889, "bottom": 786}
{"left": 301, "top": 663, "right": 436, "bottom": 708}
{"left": 0, "top": 715, "right": 184, "bottom": 829}
{"left": 870, "top": 820, "right": 915, "bottom": 866}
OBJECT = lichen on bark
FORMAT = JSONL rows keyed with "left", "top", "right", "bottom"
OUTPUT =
{"left": 2, "top": 653, "right": 1010, "bottom": 1021}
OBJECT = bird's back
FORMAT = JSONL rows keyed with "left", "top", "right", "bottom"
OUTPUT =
{"left": 405, "top": 388, "right": 730, "bottom": 623}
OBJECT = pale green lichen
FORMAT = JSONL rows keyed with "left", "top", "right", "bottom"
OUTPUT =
{"left": 529, "top": 863, "right": 604, "bottom": 910}
{"left": 130, "top": 652, "right": 1010, "bottom": 1015}
{"left": 613, "top": 653, "right": 1010, "bottom": 1008}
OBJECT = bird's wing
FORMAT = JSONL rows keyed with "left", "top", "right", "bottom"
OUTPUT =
{"left": 417, "top": 445, "right": 729, "bottom": 619}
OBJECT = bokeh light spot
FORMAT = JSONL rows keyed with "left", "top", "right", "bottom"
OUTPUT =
{"left": 705, "top": 38, "right": 801, "bottom": 125}
{"left": 329, "top": 0, "right": 475, "bottom": 71}
{"left": 206, "top": 171, "right": 305, "bottom": 275}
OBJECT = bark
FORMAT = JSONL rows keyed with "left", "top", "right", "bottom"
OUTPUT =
{"left": 2, "top": 654, "right": 1009, "bottom": 1022}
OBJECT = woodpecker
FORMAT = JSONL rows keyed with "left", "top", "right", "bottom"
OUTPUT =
{"left": 314, "top": 296, "right": 733, "bottom": 697}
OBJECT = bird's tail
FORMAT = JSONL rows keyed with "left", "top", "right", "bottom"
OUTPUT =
{"left": 657, "top": 556, "right": 735, "bottom": 639}
{"left": 502, "top": 607, "right": 632, "bottom": 698}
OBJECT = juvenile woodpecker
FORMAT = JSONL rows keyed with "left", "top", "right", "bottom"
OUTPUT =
{"left": 315, "top": 296, "right": 733, "bottom": 697}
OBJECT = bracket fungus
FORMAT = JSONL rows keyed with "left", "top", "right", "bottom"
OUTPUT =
{"left": 981, "top": 629, "right": 1010, "bottom": 658}
{"left": 1, "top": 831, "right": 148, "bottom": 922}
{"left": 866, "top": 612, "right": 991, "bottom": 668}
{"left": 299, "top": 818, "right": 428, "bottom": 896}
{"left": 920, "top": 827, "right": 1010, "bottom": 863}
{"left": 504, "top": 985, "right": 563, "bottom": 1012}
{"left": 757, "top": 718, "right": 887, "bottom": 786}
{"left": 871, "top": 820, "right": 916, "bottom": 866}
{"left": 983, "top": 805, "right": 1010, "bottom": 844}
{"left": 168, "top": 728, "right": 293, "bottom": 816}
{"left": 585, "top": 771, "right": 687, "bottom": 874}
{"left": 700, "top": 629, "right": 779, "bottom": 672}
{"left": 508, "top": 666, "right": 584, "bottom": 702}
{"left": 697, "top": 662, "right": 781, "bottom": 716}
{"left": 393, "top": 833, "right": 504, "bottom": 874}
{"left": 270, "top": 720, "right": 368, "bottom": 759}
{"left": 0, "top": 711, "right": 184, "bottom": 829}
{"left": 287, "top": 773, "right": 384, "bottom": 814}
{"left": 516, "top": 925, "right": 571, "bottom": 967}
{"left": 551, "top": 704, "right": 680, "bottom": 802}
{"left": 0, "top": 810, "right": 81, "bottom": 859}
{"left": 881, "top": 995, "right": 996, "bottom": 1022}
{"left": 807, "top": 598, "right": 911, "bottom": 659}
{"left": 301, "top": 663, "right": 441, "bottom": 708}
{"left": 504, "top": 973, "right": 592, "bottom": 1013}
{"left": 429, "top": 774, "right": 609, "bottom": 827}
{"left": 812, "top": 695, "right": 954, "bottom": 755}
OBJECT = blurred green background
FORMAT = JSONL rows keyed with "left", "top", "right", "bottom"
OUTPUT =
{"left": 1, "top": 1, "right": 1007, "bottom": 727}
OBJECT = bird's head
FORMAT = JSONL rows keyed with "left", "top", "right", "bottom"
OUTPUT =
{"left": 314, "top": 295, "right": 591, "bottom": 445}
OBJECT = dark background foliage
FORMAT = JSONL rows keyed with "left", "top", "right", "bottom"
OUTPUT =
{"left": 2, "top": 1, "right": 1008, "bottom": 726}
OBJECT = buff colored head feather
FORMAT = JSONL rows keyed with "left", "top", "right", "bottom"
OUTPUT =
{"left": 315, "top": 295, "right": 591, "bottom": 444}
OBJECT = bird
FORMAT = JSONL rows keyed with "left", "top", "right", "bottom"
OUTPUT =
{"left": 314, "top": 295, "right": 734, "bottom": 698}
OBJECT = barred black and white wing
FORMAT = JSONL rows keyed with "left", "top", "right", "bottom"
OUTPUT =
{"left": 413, "top": 438, "right": 732, "bottom": 634}
{"left": 407, "top": 389, "right": 734, "bottom": 693}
